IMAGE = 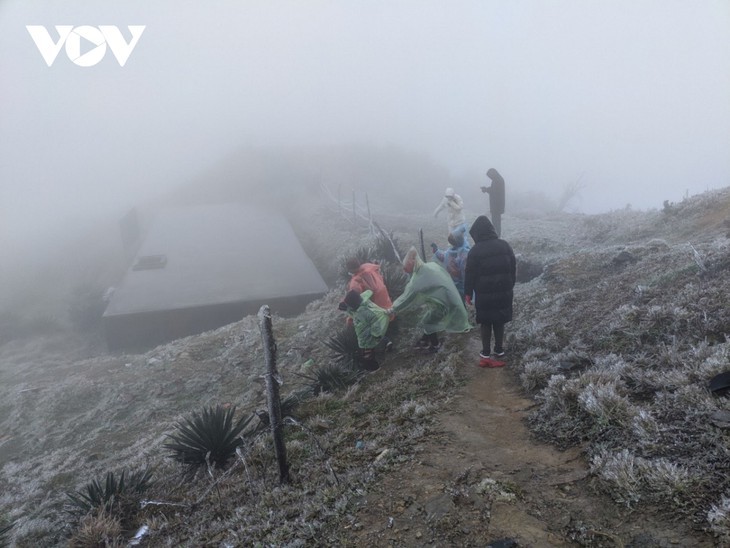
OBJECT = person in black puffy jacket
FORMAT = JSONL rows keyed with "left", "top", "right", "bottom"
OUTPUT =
{"left": 464, "top": 215, "right": 516, "bottom": 362}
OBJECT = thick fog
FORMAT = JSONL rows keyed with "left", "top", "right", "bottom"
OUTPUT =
{"left": 1, "top": 1, "right": 729, "bottom": 281}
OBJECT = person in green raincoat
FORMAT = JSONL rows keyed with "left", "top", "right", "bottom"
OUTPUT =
{"left": 389, "top": 247, "right": 471, "bottom": 352}
{"left": 338, "top": 289, "right": 392, "bottom": 370}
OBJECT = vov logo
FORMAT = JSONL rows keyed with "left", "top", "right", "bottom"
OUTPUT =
{"left": 26, "top": 25, "right": 145, "bottom": 67}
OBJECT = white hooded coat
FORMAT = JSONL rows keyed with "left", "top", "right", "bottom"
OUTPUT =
{"left": 433, "top": 187, "right": 466, "bottom": 231}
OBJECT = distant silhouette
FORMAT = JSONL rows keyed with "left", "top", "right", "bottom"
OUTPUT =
{"left": 480, "top": 168, "right": 505, "bottom": 236}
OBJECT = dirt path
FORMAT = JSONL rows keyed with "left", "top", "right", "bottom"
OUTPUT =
{"left": 351, "top": 339, "right": 714, "bottom": 547}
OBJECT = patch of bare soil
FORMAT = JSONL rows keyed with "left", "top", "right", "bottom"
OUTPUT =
{"left": 350, "top": 338, "right": 713, "bottom": 547}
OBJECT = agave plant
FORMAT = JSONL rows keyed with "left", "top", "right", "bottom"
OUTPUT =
{"left": 380, "top": 261, "right": 409, "bottom": 300}
{"left": 373, "top": 231, "right": 403, "bottom": 264}
{"left": 299, "top": 362, "right": 364, "bottom": 395}
{"left": 0, "top": 518, "right": 13, "bottom": 548}
{"left": 324, "top": 325, "right": 360, "bottom": 368}
{"left": 339, "top": 245, "right": 376, "bottom": 281}
{"left": 164, "top": 405, "right": 254, "bottom": 476}
{"left": 66, "top": 468, "right": 154, "bottom": 515}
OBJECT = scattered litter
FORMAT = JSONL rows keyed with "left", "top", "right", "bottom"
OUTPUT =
{"left": 374, "top": 448, "right": 390, "bottom": 462}
{"left": 355, "top": 440, "right": 364, "bottom": 450}
{"left": 709, "top": 371, "right": 730, "bottom": 397}
{"left": 129, "top": 525, "right": 149, "bottom": 546}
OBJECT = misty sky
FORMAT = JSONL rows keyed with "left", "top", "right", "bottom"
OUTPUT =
{"left": 1, "top": 1, "right": 729, "bottom": 258}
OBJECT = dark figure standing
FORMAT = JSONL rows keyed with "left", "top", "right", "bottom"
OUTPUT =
{"left": 464, "top": 215, "right": 516, "bottom": 367}
{"left": 480, "top": 168, "right": 505, "bottom": 237}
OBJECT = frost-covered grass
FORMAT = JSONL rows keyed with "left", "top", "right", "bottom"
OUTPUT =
{"left": 510, "top": 188, "right": 730, "bottom": 540}
{"left": 3, "top": 185, "right": 730, "bottom": 544}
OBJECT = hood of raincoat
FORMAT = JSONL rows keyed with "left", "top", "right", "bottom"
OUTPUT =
{"left": 486, "top": 168, "right": 503, "bottom": 184}
{"left": 403, "top": 246, "right": 424, "bottom": 274}
{"left": 469, "top": 215, "right": 498, "bottom": 242}
{"left": 444, "top": 187, "right": 455, "bottom": 197}
{"left": 448, "top": 231, "right": 464, "bottom": 249}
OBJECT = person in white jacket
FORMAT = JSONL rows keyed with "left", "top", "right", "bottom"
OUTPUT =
{"left": 433, "top": 187, "right": 469, "bottom": 248}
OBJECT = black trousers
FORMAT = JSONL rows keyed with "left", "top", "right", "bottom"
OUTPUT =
{"left": 480, "top": 322, "right": 505, "bottom": 354}
{"left": 490, "top": 212, "right": 502, "bottom": 237}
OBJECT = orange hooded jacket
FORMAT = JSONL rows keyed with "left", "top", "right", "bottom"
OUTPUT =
{"left": 347, "top": 263, "right": 393, "bottom": 310}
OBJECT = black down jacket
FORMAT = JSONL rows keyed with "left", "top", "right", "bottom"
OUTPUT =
{"left": 464, "top": 215, "right": 516, "bottom": 324}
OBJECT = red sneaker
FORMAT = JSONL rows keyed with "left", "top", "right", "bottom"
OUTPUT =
{"left": 479, "top": 357, "right": 506, "bottom": 368}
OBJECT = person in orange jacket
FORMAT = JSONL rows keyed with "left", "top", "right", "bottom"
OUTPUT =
{"left": 345, "top": 257, "right": 393, "bottom": 311}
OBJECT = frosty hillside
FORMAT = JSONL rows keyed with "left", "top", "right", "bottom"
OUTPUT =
{"left": 1, "top": 184, "right": 730, "bottom": 546}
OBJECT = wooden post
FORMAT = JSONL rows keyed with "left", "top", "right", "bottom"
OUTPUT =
{"left": 352, "top": 190, "right": 356, "bottom": 225}
{"left": 419, "top": 228, "right": 426, "bottom": 261}
{"left": 365, "top": 192, "right": 373, "bottom": 235}
{"left": 257, "top": 305, "right": 290, "bottom": 484}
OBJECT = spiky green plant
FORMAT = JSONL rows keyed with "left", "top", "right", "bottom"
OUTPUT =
{"left": 380, "top": 261, "right": 408, "bottom": 300}
{"left": 164, "top": 405, "right": 254, "bottom": 476}
{"left": 324, "top": 325, "right": 360, "bottom": 368}
{"left": 373, "top": 232, "right": 403, "bottom": 264}
{"left": 0, "top": 518, "right": 14, "bottom": 548}
{"left": 339, "top": 245, "right": 376, "bottom": 281}
{"left": 66, "top": 468, "right": 154, "bottom": 516}
{"left": 299, "top": 363, "right": 363, "bottom": 395}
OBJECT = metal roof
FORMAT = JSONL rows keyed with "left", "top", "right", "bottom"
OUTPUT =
{"left": 103, "top": 204, "right": 328, "bottom": 317}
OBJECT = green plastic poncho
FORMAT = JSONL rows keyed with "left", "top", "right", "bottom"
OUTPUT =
{"left": 392, "top": 248, "right": 472, "bottom": 335}
{"left": 345, "top": 290, "right": 390, "bottom": 349}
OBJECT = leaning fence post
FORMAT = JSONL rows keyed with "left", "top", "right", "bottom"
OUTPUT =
{"left": 365, "top": 192, "right": 373, "bottom": 235}
{"left": 352, "top": 190, "right": 357, "bottom": 225}
{"left": 257, "top": 305, "right": 290, "bottom": 484}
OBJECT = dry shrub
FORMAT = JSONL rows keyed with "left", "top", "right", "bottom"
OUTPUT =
{"left": 68, "top": 511, "right": 123, "bottom": 548}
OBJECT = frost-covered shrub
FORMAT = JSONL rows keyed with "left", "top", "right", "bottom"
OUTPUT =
{"left": 708, "top": 495, "right": 730, "bottom": 544}
{"left": 577, "top": 382, "right": 638, "bottom": 434}
{"left": 530, "top": 356, "right": 635, "bottom": 446}
{"left": 592, "top": 449, "right": 701, "bottom": 509}
{"left": 520, "top": 359, "right": 558, "bottom": 393}
{"left": 591, "top": 449, "right": 641, "bottom": 507}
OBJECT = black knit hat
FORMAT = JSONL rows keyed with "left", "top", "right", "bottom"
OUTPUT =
{"left": 344, "top": 289, "right": 362, "bottom": 309}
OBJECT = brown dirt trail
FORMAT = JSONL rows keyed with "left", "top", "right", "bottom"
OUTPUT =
{"left": 351, "top": 339, "right": 713, "bottom": 547}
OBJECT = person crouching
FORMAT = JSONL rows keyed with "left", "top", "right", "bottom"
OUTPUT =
{"left": 338, "top": 289, "right": 392, "bottom": 371}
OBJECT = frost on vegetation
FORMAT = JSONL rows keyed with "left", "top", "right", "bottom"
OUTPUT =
{"left": 475, "top": 477, "right": 517, "bottom": 503}
{"left": 629, "top": 409, "right": 659, "bottom": 443}
{"left": 520, "top": 359, "right": 558, "bottom": 393}
{"left": 591, "top": 449, "right": 699, "bottom": 508}
{"left": 708, "top": 495, "right": 730, "bottom": 543}
{"left": 397, "top": 399, "right": 432, "bottom": 419}
{"left": 577, "top": 382, "right": 638, "bottom": 431}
